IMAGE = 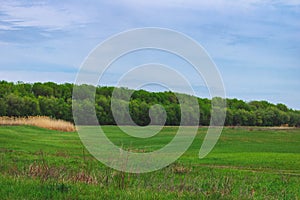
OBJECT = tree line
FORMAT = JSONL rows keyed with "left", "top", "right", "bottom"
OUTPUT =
{"left": 0, "top": 80, "right": 299, "bottom": 127}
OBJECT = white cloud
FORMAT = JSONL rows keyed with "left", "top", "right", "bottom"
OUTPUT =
{"left": 117, "top": 0, "right": 300, "bottom": 13}
{"left": 0, "top": 1, "right": 91, "bottom": 31}
{"left": 0, "top": 24, "right": 19, "bottom": 30}
{"left": 0, "top": 70, "right": 76, "bottom": 83}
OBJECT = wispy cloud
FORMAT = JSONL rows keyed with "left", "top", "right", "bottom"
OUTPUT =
{"left": 0, "top": 0, "right": 91, "bottom": 31}
{"left": 117, "top": 0, "right": 300, "bottom": 11}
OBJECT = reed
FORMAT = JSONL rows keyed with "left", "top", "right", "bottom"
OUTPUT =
{"left": 0, "top": 116, "right": 75, "bottom": 132}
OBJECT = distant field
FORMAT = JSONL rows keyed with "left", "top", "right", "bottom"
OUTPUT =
{"left": 0, "top": 126, "right": 300, "bottom": 199}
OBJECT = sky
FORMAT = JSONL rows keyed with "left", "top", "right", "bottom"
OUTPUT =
{"left": 0, "top": 0, "right": 299, "bottom": 109}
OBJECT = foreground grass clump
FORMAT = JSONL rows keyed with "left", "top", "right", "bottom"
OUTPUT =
{"left": 0, "top": 116, "right": 75, "bottom": 132}
{"left": 0, "top": 126, "right": 300, "bottom": 199}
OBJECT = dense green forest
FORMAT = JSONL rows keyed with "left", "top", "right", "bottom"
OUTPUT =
{"left": 0, "top": 80, "right": 299, "bottom": 126}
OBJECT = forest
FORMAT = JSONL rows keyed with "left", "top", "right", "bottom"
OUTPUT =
{"left": 0, "top": 80, "right": 299, "bottom": 127}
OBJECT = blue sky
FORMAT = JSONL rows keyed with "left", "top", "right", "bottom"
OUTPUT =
{"left": 0, "top": 0, "right": 299, "bottom": 109}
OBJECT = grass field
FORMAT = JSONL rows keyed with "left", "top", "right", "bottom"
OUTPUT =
{"left": 0, "top": 125, "right": 300, "bottom": 199}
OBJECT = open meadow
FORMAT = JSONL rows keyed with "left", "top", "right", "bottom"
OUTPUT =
{"left": 0, "top": 125, "right": 300, "bottom": 199}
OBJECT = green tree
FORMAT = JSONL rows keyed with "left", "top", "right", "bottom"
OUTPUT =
{"left": 0, "top": 98, "right": 7, "bottom": 116}
{"left": 22, "top": 96, "right": 40, "bottom": 116}
{"left": 5, "top": 94, "right": 24, "bottom": 116}
{"left": 32, "top": 83, "right": 54, "bottom": 97}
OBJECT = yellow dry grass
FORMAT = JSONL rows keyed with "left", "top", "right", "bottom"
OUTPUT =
{"left": 0, "top": 116, "right": 76, "bottom": 132}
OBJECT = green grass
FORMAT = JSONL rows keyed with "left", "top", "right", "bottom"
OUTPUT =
{"left": 0, "top": 125, "right": 300, "bottom": 199}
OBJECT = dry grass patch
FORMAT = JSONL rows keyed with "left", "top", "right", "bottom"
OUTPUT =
{"left": 0, "top": 116, "right": 75, "bottom": 132}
